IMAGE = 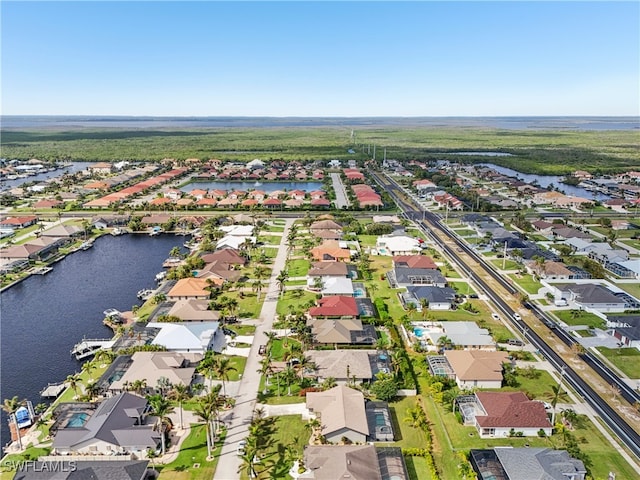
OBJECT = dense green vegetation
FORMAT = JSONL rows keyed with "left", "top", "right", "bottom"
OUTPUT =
{"left": 2, "top": 126, "right": 639, "bottom": 174}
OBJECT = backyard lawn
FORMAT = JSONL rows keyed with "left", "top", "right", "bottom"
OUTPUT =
{"left": 595, "top": 347, "right": 640, "bottom": 378}
{"left": 489, "top": 258, "right": 521, "bottom": 271}
{"left": 276, "top": 290, "right": 317, "bottom": 317}
{"left": 223, "top": 291, "right": 263, "bottom": 318}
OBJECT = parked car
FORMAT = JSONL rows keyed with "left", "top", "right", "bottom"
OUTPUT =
{"left": 258, "top": 345, "right": 266, "bottom": 355}
{"left": 491, "top": 313, "right": 500, "bottom": 321}
{"left": 237, "top": 440, "right": 247, "bottom": 455}
{"left": 508, "top": 338, "right": 525, "bottom": 346}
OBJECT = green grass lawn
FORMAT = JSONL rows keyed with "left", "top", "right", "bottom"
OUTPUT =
{"left": 205, "top": 356, "right": 247, "bottom": 381}
{"left": 595, "top": 347, "right": 640, "bottom": 378}
{"left": 268, "top": 337, "right": 302, "bottom": 361}
{"left": 496, "top": 370, "right": 572, "bottom": 404}
{"left": 263, "top": 224, "right": 285, "bottom": 233}
{"left": 286, "top": 258, "right": 310, "bottom": 277}
{"left": 357, "top": 234, "right": 378, "bottom": 247}
{"left": 276, "top": 290, "right": 317, "bottom": 317}
{"left": 0, "top": 447, "right": 52, "bottom": 480}
{"left": 257, "top": 371, "right": 306, "bottom": 404}
{"left": 377, "top": 396, "right": 436, "bottom": 480}
{"left": 223, "top": 291, "right": 263, "bottom": 318}
{"left": 613, "top": 280, "right": 640, "bottom": 302}
{"left": 258, "top": 234, "right": 281, "bottom": 245}
{"left": 239, "top": 415, "right": 310, "bottom": 480}
{"left": 285, "top": 280, "right": 307, "bottom": 286}
{"left": 227, "top": 324, "right": 257, "bottom": 336}
{"left": 157, "top": 424, "right": 224, "bottom": 480}
{"left": 552, "top": 310, "right": 606, "bottom": 329}
{"left": 451, "top": 228, "right": 477, "bottom": 237}
{"left": 507, "top": 273, "right": 543, "bottom": 294}
{"left": 489, "top": 258, "right": 521, "bottom": 270}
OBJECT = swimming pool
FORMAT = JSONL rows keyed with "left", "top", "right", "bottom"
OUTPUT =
{"left": 353, "top": 287, "right": 366, "bottom": 298}
{"left": 377, "top": 248, "right": 389, "bottom": 255}
{"left": 413, "top": 328, "right": 424, "bottom": 337}
{"left": 66, "top": 412, "right": 90, "bottom": 428}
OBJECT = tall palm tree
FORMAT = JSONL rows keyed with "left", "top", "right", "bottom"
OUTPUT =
{"left": 131, "top": 379, "right": 148, "bottom": 396}
{"left": 147, "top": 394, "right": 175, "bottom": 456}
{"left": 214, "top": 356, "right": 237, "bottom": 397}
{"left": 282, "top": 366, "right": 298, "bottom": 396}
{"left": 276, "top": 269, "right": 289, "bottom": 297}
{"left": 2, "top": 396, "right": 26, "bottom": 450}
{"left": 66, "top": 373, "right": 81, "bottom": 399}
{"left": 193, "top": 400, "right": 215, "bottom": 458}
{"left": 168, "top": 383, "right": 191, "bottom": 430}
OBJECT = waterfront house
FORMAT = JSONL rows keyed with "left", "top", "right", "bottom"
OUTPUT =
{"left": 167, "top": 278, "right": 211, "bottom": 301}
{"left": 167, "top": 299, "right": 221, "bottom": 322}
{"left": 41, "top": 224, "right": 83, "bottom": 239}
{"left": 147, "top": 321, "right": 225, "bottom": 353}
{"left": 51, "top": 392, "right": 160, "bottom": 457}
{"left": 310, "top": 198, "right": 331, "bottom": 208}
{"left": 444, "top": 350, "right": 509, "bottom": 389}
{"left": 458, "top": 392, "right": 553, "bottom": 438}
{"left": 306, "top": 386, "right": 369, "bottom": 443}
{"left": 108, "top": 352, "right": 199, "bottom": 394}
{"left": 200, "top": 248, "right": 247, "bottom": 266}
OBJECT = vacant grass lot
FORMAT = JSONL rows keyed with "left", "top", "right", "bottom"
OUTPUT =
{"left": 238, "top": 415, "right": 310, "bottom": 480}
{"left": 276, "top": 290, "right": 317, "bottom": 317}
{"left": 553, "top": 310, "right": 606, "bottom": 329}
{"left": 157, "top": 424, "right": 224, "bottom": 480}
{"left": 489, "top": 258, "right": 521, "bottom": 270}
{"left": 507, "top": 273, "right": 543, "bottom": 294}
{"left": 286, "top": 258, "right": 310, "bottom": 277}
{"left": 222, "top": 291, "right": 263, "bottom": 318}
{"left": 596, "top": 347, "right": 640, "bottom": 378}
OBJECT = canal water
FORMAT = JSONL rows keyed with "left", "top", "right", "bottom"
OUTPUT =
{"left": 0, "top": 233, "right": 186, "bottom": 450}
{"left": 0, "top": 162, "right": 94, "bottom": 192}
{"left": 477, "top": 163, "right": 611, "bottom": 201}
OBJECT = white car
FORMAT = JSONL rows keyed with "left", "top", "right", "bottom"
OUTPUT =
{"left": 513, "top": 313, "right": 522, "bottom": 321}
{"left": 491, "top": 313, "right": 500, "bottom": 321}
{"left": 237, "top": 440, "right": 247, "bottom": 455}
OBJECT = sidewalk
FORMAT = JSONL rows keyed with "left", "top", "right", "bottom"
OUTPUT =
{"left": 213, "top": 218, "right": 294, "bottom": 480}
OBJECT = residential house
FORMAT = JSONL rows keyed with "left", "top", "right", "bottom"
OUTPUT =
{"left": 13, "top": 460, "right": 150, "bottom": 480}
{"left": 200, "top": 248, "right": 247, "bottom": 266}
{"left": 376, "top": 235, "right": 422, "bottom": 256}
{"left": 307, "top": 318, "right": 376, "bottom": 345}
{"left": 306, "top": 386, "right": 369, "bottom": 443}
{"left": 301, "top": 445, "right": 408, "bottom": 480}
{"left": 392, "top": 255, "right": 437, "bottom": 270}
{"left": 167, "top": 278, "right": 211, "bottom": 301}
{"left": 318, "top": 277, "right": 355, "bottom": 296}
{"left": 146, "top": 321, "right": 225, "bottom": 353}
{"left": 308, "top": 261, "right": 350, "bottom": 279}
{"left": 460, "top": 392, "right": 553, "bottom": 438}
{"left": 416, "top": 321, "right": 496, "bottom": 351}
{"left": 166, "top": 299, "right": 220, "bottom": 322}
{"left": 469, "top": 448, "right": 586, "bottom": 480}
{"left": 307, "top": 350, "right": 378, "bottom": 383}
{"left": 308, "top": 296, "right": 359, "bottom": 319}
{"left": 108, "top": 352, "right": 199, "bottom": 394}
{"left": 41, "top": 224, "right": 84, "bottom": 239}
{"left": 402, "top": 285, "right": 457, "bottom": 310}
{"left": 527, "top": 260, "right": 573, "bottom": 280}
{"left": 388, "top": 268, "right": 447, "bottom": 289}
{"left": 87, "top": 162, "right": 113, "bottom": 175}
{"left": 51, "top": 392, "right": 160, "bottom": 457}
{"left": 610, "top": 315, "right": 640, "bottom": 350}
{"left": 310, "top": 240, "right": 351, "bottom": 262}
{"left": 554, "top": 283, "right": 629, "bottom": 313}
{"left": 444, "top": 350, "right": 509, "bottom": 389}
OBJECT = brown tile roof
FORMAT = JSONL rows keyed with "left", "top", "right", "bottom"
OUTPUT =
{"left": 393, "top": 255, "right": 437, "bottom": 269}
{"left": 444, "top": 350, "right": 509, "bottom": 381}
{"left": 306, "top": 386, "right": 369, "bottom": 437}
{"left": 167, "top": 278, "right": 210, "bottom": 298}
{"left": 308, "top": 261, "right": 348, "bottom": 277}
{"left": 475, "top": 392, "right": 552, "bottom": 429}
{"left": 304, "top": 445, "right": 383, "bottom": 480}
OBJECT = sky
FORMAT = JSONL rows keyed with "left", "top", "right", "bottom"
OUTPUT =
{"left": 1, "top": 1, "right": 639, "bottom": 117}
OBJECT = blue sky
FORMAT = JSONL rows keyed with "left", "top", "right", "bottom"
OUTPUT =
{"left": 2, "top": 1, "right": 639, "bottom": 116}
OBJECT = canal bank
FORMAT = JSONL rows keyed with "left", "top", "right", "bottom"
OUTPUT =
{"left": 0, "top": 233, "right": 186, "bottom": 450}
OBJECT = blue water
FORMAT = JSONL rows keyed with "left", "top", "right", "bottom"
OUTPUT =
{"left": 181, "top": 181, "right": 323, "bottom": 193}
{"left": 67, "top": 412, "right": 89, "bottom": 428}
{"left": 2, "top": 116, "right": 638, "bottom": 130}
{"left": 0, "top": 234, "right": 186, "bottom": 450}
{"left": 375, "top": 412, "right": 386, "bottom": 427}
{"left": 414, "top": 328, "right": 424, "bottom": 337}
{"left": 353, "top": 288, "right": 366, "bottom": 298}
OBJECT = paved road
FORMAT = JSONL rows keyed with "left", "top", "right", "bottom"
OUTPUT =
{"left": 213, "top": 218, "right": 294, "bottom": 480}
{"left": 330, "top": 172, "right": 351, "bottom": 209}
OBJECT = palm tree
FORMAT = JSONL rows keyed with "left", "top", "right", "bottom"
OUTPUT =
{"left": 276, "top": 269, "right": 289, "bottom": 297}
{"left": 131, "top": 379, "right": 147, "bottom": 396}
{"left": 168, "top": 383, "right": 191, "bottom": 430}
{"left": 296, "top": 355, "right": 316, "bottom": 381}
{"left": 214, "top": 356, "right": 237, "bottom": 397}
{"left": 66, "top": 373, "right": 81, "bottom": 399}
{"left": 405, "top": 302, "right": 417, "bottom": 319}
{"left": 85, "top": 381, "right": 101, "bottom": 401}
{"left": 368, "top": 282, "right": 379, "bottom": 297}
{"left": 282, "top": 366, "right": 298, "bottom": 396}
{"left": 193, "top": 399, "right": 215, "bottom": 458}
{"left": 147, "top": 394, "right": 175, "bottom": 456}
{"left": 2, "top": 396, "right": 26, "bottom": 450}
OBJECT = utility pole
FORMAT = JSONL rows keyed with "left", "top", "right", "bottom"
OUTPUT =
{"left": 502, "top": 241, "right": 508, "bottom": 270}
{"left": 373, "top": 145, "right": 376, "bottom": 161}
